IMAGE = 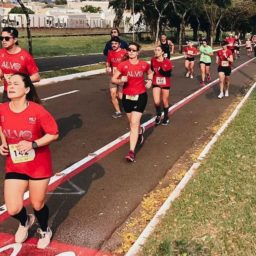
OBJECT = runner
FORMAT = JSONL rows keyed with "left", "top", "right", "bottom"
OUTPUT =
{"left": 199, "top": 39, "right": 213, "bottom": 86}
{"left": 103, "top": 28, "right": 129, "bottom": 56}
{"left": 0, "top": 73, "right": 59, "bottom": 249}
{"left": 151, "top": 45, "right": 173, "bottom": 125}
{"left": 245, "top": 37, "right": 253, "bottom": 56}
{"left": 0, "top": 27, "right": 40, "bottom": 103}
{"left": 112, "top": 42, "right": 153, "bottom": 162}
{"left": 106, "top": 36, "right": 127, "bottom": 118}
{"left": 156, "top": 33, "right": 174, "bottom": 59}
{"left": 224, "top": 33, "right": 236, "bottom": 55}
{"left": 183, "top": 41, "right": 198, "bottom": 79}
{"left": 252, "top": 34, "right": 256, "bottom": 57}
{"left": 234, "top": 35, "right": 241, "bottom": 59}
{"left": 216, "top": 41, "right": 234, "bottom": 99}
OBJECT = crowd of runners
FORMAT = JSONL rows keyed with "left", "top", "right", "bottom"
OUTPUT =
{"left": 0, "top": 26, "right": 255, "bottom": 249}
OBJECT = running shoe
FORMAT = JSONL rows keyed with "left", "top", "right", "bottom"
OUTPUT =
{"left": 190, "top": 74, "right": 194, "bottom": 79}
{"left": 162, "top": 117, "right": 170, "bottom": 125}
{"left": 112, "top": 112, "right": 122, "bottom": 118}
{"left": 218, "top": 92, "right": 224, "bottom": 99}
{"left": 125, "top": 150, "right": 135, "bottom": 162}
{"left": 137, "top": 126, "right": 145, "bottom": 145}
{"left": 155, "top": 115, "right": 161, "bottom": 125}
{"left": 200, "top": 81, "right": 205, "bottom": 87}
{"left": 15, "top": 214, "right": 35, "bottom": 243}
{"left": 37, "top": 227, "right": 53, "bottom": 249}
{"left": 185, "top": 72, "right": 190, "bottom": 78}
{"left": 225, "top": 90, "right": 229, "bottom": 97}
{"left": 207, "top": 74, "right": 211, "bottom": 82}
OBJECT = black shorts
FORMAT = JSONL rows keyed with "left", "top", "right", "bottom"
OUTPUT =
{"left": 152, "top": 85, "right": 170, "bottom": 90}
{"left": 186, "top": 57, "right": 195, "bottom": 62}
{"left": 5, "top": 172, "right": 50, "bottom": 180}
{"left": 122, "top": 92, "right": 147, "bottom": 113}
{"left": 235, "top": 46, "right": 240, "bottom": 51}
{"left": 200, "top": 61, "right": 211, "bottom": 66}
{"left": 218, "top": 66, "right": 231, "bottom": 76}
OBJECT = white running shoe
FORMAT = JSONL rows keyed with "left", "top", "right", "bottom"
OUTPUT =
{"left": 37, "top": 227, "right": 52, "bottom": 249}
{"left": 225, "top": 90, "right": 229, "bottom": 97}
{"left": 15, "top": 214, "right": 35, "bottom": 243}
{"left": 218, "top": 92, "right": 224, "bottom": 99}
{"left": 190, "top": 74, "right": 194, "bottom": 79}
{"left": 185, "top": 72, "right": 190, "bottom": 77}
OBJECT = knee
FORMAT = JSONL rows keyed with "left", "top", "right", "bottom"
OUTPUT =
{"left": 110, "top": 92, "right": 117, "bottom": 99}
{"left": 7, "top": 206, "right": 23, "bottom": 216}
{"left": 31, "top": 201, "right": 44, "bottom": 211}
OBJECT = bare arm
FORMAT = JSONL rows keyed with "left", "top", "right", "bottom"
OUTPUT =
{"left": 30, "top": 72, "right": 40, "bottom": 83}
{"left": 111, "top": 69, "right": 124, "bottom": 85}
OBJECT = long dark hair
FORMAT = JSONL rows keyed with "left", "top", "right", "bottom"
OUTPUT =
{"left": 12, "top": 73, "right": 41, "bottom": 104}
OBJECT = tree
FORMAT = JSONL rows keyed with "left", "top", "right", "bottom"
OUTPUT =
{"left": 81, "top": 5, "right": 102, "bottom": 13}
{"left": 9, "top": 6, "right": 34, "bottom": 14}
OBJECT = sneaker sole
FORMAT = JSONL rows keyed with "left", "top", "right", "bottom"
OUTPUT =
{"left": 125, "top": 156, "right": 135, "bottom": 162}
{"left": 37, "top": 229, "right": 53, "bottom": 249}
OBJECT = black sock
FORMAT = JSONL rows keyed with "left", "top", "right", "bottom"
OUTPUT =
{"left": 12, "top": 207, "right": 27, "bottom": 226}
{"left": 155, "top": 105, "right": 161, "bottom": 116}
{"left": 164, "top": 107, "right": 169, "bottom": 119}
{"left": 34, "top": 205, "right": 49, "bottom": 232}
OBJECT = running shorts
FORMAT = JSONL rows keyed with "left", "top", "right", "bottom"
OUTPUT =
{"left": 186, "top": 57, "right": 195, "bottom": 62}
{"left": 218, "top": 66, "right": 231, "bottom": 76}
{"left": 200, "top": 61, "right": 211, "bottom": 66}
{"left": 5, "top": 172, "right": 50, "bottom": 180}
{"left": 122, "top": 92, "right": 147, "bottom": 113}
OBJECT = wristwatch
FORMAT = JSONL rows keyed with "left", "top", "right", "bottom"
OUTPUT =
{"left": 32, "top": 141, "right": 38, "bottom": 149}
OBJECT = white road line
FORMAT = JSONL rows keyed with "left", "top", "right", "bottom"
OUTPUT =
{"left": 42, "top": 90, "right": 79, "bottom": 101}
{"left": 125, "top": 85, "right": 256, "bottom": 256}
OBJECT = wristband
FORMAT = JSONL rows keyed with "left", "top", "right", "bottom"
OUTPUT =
{"left": 32, "top": 141, "right": 38, "bottom": 149}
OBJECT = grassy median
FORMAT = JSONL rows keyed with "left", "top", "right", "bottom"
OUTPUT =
{"left": 140, "top": 91, "right": 256, "bottom": 256}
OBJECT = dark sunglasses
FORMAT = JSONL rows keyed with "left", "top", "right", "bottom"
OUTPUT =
{"left": 111, "top": 31, "right": 118, "bottom": 34}
{"left": 0, "top": 36, "right": 13, "bottom": 42}
{"left": 128, "top": 48, "right": 137, "bottom": 52}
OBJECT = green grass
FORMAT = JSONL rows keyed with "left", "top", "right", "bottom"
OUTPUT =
{"left": 141, "top": 91, "right": 256, "bottom": 256}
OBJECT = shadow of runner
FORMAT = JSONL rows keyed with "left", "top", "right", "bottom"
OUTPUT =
{"left": 46, "top": 163, "right": 105, "bottom": 236}
{"left": 56, "top": 113, "right": 83, "bottom": 140}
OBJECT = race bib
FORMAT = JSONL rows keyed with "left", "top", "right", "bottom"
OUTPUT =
{"left": 156, "top": 77, "right": 166, "bottom": 85}
{"left": 9, "top": 144, "right": 35, "bottom": 164}
{"left": 187, "top": 50, "right": 193, "bottom": 55}
{"left": 163, "top": 53, "right": 168, "bottom": 58}
{"left": 126, "top": 95, "right": 139, "bottom": 101}
{"left": 221, "top": 61, "right": 229, "bottom": 67}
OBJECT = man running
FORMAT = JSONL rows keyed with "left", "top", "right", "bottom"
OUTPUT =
{"left": 106, "top": 36, "right": 127, "bottom": 118}
{"left": 0, "top": 27, "right": 40, "bottom": 103}
{"left": 156, "top": 33, "right": 174, "bottom": 59}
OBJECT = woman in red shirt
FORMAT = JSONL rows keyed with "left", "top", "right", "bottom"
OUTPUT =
{"left": 151, "top": 45, "right": 173, "bottom": 125}
{"left": 183, "top": 41, "right": 198, "bottom": 79}
{"left": 216, "top": 41, "right": 234, "bottom": 98}
{"left": 0, "top": 73, "right": 58, "bottom": 249}
{"left": 112, "top": 42, "right": 153, "bottom": 162}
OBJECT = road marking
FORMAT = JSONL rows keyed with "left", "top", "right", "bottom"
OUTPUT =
{"left": 0, "top": 57, "right": 255, "bottom": 223}
{"left": 42, "top": 90, "right": 79, "bottom": 101}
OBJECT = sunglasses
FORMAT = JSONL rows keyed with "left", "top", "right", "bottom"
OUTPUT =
{"left": 127, "top": 48, "right": 137, "bottom": 52}
{"left": 0, "top": 36, "right": 13, "bottom": 42}
{"left": 111, "top": 31, "right": 118, "bottom": 34}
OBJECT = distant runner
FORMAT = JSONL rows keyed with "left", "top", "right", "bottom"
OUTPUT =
{"left": 151, "top": 45, "right": 173, "bottom": 125}
{"left": 156, "top": 33, "right": 174, "bottom": 59}
{"left": 234, "top": 35, "right": 241, "bottom": 59}
{"left": 112, "top": 42, "right": 153, "bottom": 162}
{"left": 245, "top": 38, "right": 253, "bottom": 56}
{"left": 106, "top": 36, "right": 127, "bottom": 118}
{"left": 183, "top": 41, "right": 198, "bottom": 79}
{"left": 216, "top": 41, "right": 234, "bottom": 98}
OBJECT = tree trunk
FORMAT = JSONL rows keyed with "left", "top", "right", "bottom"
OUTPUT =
{"left": 215, "top": 25, "right": 221, "bottom": 42}
{"left": 155, "top": 16, "right": 161, "bottom": 43}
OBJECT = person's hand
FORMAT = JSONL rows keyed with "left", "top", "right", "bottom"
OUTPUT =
{"left": 121, "top": 76, "right": 128, "bottom": 82}
{"left": 145, "top": 79, "right": 152, "bottom": 89}
{"left": 106, "top": 67, "right": 112, "bottom": 74}
{"left": 16, "top": 140, "right": 33, "bottom": 154}
{"left": 0, "top": 144, "right": 9, "bottom": 156}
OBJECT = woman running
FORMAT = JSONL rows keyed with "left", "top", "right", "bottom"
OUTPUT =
{"left": 199, "top": 39, "right": 213, "bottom": 86}
{"left": 112, "top": 42, "right": 153, "bottom": 162}
{"left": 234, "top": 35, "right": 241, "bottom": 59}
{"left": 216, "top": 41, "right": 234, "bottom": 98}
{"left": 0, "top": 73, "right": 59, "bottom": 249}
{"left": 183, "top": 41, "right": 198, "bottom": 79}
{"left": 245, "top": 38, "right": 252, "bottom": 56}
{"left": 151, "top": 45, "right": 173, "bottom": 125}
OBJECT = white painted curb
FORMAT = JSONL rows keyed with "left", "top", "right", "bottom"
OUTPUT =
{"left": 125, "top": 82, "right": 256, "bottom": 256}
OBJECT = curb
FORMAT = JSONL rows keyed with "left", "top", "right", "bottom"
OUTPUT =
{"left": 125, "top": 81, "right": 256, "bottom": 256}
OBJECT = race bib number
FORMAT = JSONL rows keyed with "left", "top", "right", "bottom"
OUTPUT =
{"left": 156, "top": 77, "right": 166, "bottom": 85}
{"left": 187, "top": 50, "right": 193, "bottom": 55}
{"left": 163, "top": 53, "right": 168, "bottom": 58}
{"left": 126, "top": 95, "right": 139, "bottom": 101}
{"left": 221, "top": 61, "right": 229, "bottom": 67}
{"left": 9, "top": 144, "right": 35, "bottom": 164}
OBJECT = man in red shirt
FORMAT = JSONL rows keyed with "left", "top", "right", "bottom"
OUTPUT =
{"left": 106, "top": 37, "right": 127, "bottom": 118}
{"left": 0, "top": 27, "right": 40, "bottom": 103}
{"left": 224, "top": 33, "right": 236, "bottom": 54}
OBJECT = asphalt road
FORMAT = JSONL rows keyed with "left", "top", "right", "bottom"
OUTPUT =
{"left": 0, "top": 51, "right": 255, "bottom": 255}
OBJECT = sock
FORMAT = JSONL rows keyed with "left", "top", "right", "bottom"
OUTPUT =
{"left": 163, "top": 107, "right": 169, "bottom": 119}
{"left": 12, "top": 207, "right": 27, "bottom": 226}
{"left": 34, "top": 205, "right": 49, "bottom": 232}
{"left": 155, "top": 105, "right": 161, "bottom": 116}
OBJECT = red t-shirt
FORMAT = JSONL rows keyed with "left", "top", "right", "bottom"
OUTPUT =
{"left": 183, "top": 46, "right": 198, "bottom": 57}
{"left": 0, "top": 48, "right": 39, "bottom": 91}
{"left": 0, "top": 102, "right": 58, "bottom": 178}
{"left": 151, "top": 57, "right": 173, "bottom": 87}
{"left": 217, "top": 49, "right": 233, "bottom": 67}
{"left": 117, "top": 60, "right": 150, "bottom": 95}
{"left": 225, "top": 37, "right": 236, "bottom": 50}
{"left": 106, "top": 49, "right": 127, "bottom": 72}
